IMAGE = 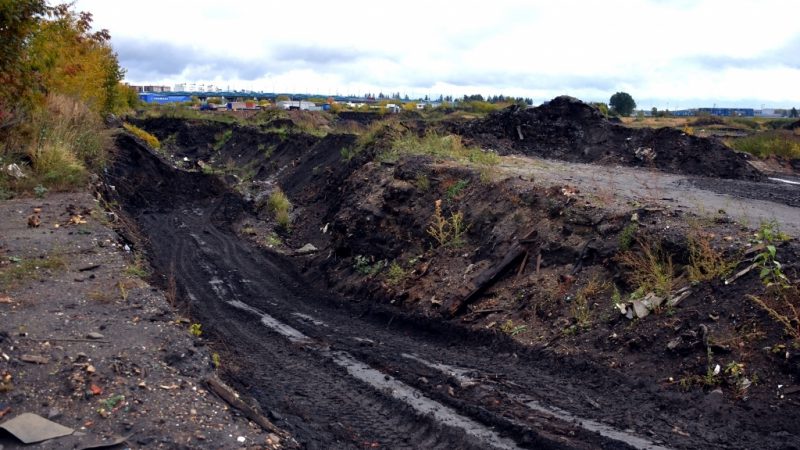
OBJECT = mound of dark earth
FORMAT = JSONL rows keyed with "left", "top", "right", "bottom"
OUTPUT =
{"left": 457, "top": 96, "right": 763, "bottom": 180}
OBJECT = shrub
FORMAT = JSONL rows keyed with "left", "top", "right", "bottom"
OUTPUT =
{"left": 267, "top": 188, "right": 292, "bottom": 230}
{"left": 123, "top": 122, "right": 161, "bottom": 149}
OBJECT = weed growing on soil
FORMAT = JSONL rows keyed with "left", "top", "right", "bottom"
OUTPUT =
{"left": 426, "top": 199, "right": 468, "bottom": 247}
{"left": 616, "top": 237, "right": 676, "bottom": 296}
{"left": 353, "top": 255, "right": 386, "bottom": 277}
{"left": 748, "top": 290, "right": 800, "bottom": 340}
{"left": 446, "top": 179, "right": 470, "bottom": 200}
{"left": 753, "top": 221, "right": 790, "bottom": 287}
{"left": 619, "top": 222, "right": 638, "bottom": 250}
{"left": 123, "top": 123, "right": 161, "bottom": 149}
{"left": 33, "top": 184, "right": 48, "bottom": 199}
{"left": 263, "top": 233, "right": 282, "bottom": 247}
{"left": 0, "top": 254, "right": 67, "bottom": 289}
{"left": 500, "top": 320, "right": 527, "bottom": 336}
{"left": 124, "top": 256, "right": 150, "bottom": 279}
{"left": 571, "top": 277, "right": 609, "bottom": 329}
{"left": 414, "top": 173, "right": 430, "bottom": 192}
{"left": 213, "top": 129, "right": 233, "bottom": 151}
{"left": 385, "top": 261, "right": 407, "bottom": 285}
{"left": 267, "top": 189, "right": 292, "bottom": 230}
{"left": 189, "top": 323, "right": 203, "bottom": 337}
{"left": 687, "top": 232, "right": 738, "bottom": 283}
{"left": 212, "top": 353, "right": 221, "bottom": 368}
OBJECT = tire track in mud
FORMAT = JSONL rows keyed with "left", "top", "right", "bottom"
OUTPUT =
{"left": 131, "top": 200, "right": 684, "bottom": 450}
{"left": 138, "top": 209, "right": 510, "bottom": 449}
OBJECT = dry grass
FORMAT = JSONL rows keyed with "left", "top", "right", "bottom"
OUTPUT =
{"left": 13, "top": 95, "right": 111, "bottom": 192}
{"left": 615, "top": 237, "right": 676, "bottom": 296}
{"left": 686, "top": 232, "right": 738, "bottom": 283}
{"left": 571, "top": 276, "right": 610, "bottom": 328}
{"left": 267, "top": 188, "right": 292, "bottom": 230}
{"left": 123, "top": 122, "right": 161, "bottom": 149}
{"left": 748, "top": 288, "right": 800, "bottom": 340}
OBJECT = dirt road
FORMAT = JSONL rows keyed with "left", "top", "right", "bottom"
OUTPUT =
{"left": 498, "top": 156, "right": 800, "bottom": 236}
{"left": 105, "top": 136, "right": 800, "bottom": 449}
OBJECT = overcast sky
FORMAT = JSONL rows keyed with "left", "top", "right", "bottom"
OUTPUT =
{"left": 74, "top": 0, "right": 800, "bottom": 109}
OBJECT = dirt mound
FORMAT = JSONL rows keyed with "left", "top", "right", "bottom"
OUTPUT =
{"left": 457, "top": 96, "right": 763, "bottom": 180}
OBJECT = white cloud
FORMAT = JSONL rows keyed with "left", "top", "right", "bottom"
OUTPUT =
{"left": 74, "top": 0, "right": 800, "bottom": 107}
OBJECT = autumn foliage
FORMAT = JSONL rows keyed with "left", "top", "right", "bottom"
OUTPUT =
{"left": 0, "top": 1, "right": 136, "bottom": 194}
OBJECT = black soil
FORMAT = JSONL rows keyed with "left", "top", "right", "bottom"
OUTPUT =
{"left": 456, "top": 96, "right": 764, "bottom": 180}
{"left": 108, "top": 107, "right": 800, "bottom": 449}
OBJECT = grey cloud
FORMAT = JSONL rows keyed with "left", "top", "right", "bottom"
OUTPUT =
{"left": 270, "top": 44, "right": 379, "bottom": 65}
{"left": 113, "top": 38, "right": 269, "bottom": 81}
{"left": 683, "top": 34, "right": 800, "bottom": 70}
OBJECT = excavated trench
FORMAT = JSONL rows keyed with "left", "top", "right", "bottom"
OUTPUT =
{"left": 104, "top": 111, "right": 800, "bottom": 449}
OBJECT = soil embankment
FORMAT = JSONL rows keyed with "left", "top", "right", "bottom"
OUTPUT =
{"left": 456, "top": 96, "right": 764, "bottom": 180}
{"left": 110, "top": 105, "right": 800, "bottom": 449}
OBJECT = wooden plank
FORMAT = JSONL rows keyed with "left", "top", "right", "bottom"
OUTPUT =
{"left": 444, "top": 230, "right": 538, "bottom": 317}
{"left": 204, "top": 375, "right": 286, "bottom": 436}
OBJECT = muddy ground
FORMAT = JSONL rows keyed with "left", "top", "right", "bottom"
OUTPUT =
{"left": 0, "top": 192, "right": 281, "bottom": 448}
{"left": 96, "top": 101, "right": 800, "bottom": 450}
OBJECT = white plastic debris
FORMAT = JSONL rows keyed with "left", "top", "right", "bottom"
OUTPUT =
{"left": 5, "top": 163, "right": 26, "bottom": 179}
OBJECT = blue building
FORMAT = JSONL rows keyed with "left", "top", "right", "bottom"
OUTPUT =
{"left": 696, "top": 107, "right": 754, "bottom": 117}
{"left": 138, "top": 93, "right": 191, "bottom": 104}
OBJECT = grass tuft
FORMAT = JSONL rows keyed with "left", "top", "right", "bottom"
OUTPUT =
{"left": 267, "top": 188, "right": 292, "bottom": 230}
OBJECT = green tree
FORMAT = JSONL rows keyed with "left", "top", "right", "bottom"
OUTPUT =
{"left": 791, "top": 107, "right": 798, "bottom": 118}
{"left": 609, "top": 92, "right": 636, "bottom": 117}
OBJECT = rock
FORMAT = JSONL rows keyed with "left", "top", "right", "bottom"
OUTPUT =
{"left": 27, "top": 214, "right": 41, "bottom": 228}
{"left": 86, "top": 332, "right": 105, "bottom": 339}
{"left": 295, "top": 243, "right": 318, "bottom": 255}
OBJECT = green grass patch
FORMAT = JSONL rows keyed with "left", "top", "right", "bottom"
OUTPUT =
{"left": 1, "top": 254, "right": 67, "bottom": 289}
{"left": 381, "top": 130, "right": 500, "bottom": 168}
{"left": 728, "top": 130, "right": 800, "bottom": 159}
{"left": 213, "top": 129, "right": 233, "bottom": 151}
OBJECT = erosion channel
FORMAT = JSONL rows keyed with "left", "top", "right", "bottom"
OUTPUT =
{"left": 104, "top": 104, "right": 800, "bottom": 449}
